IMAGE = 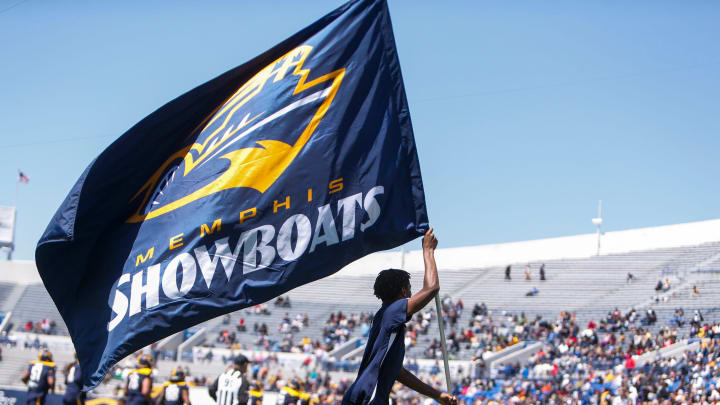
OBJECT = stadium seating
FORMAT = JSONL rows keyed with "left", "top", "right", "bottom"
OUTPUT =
{"left": 0, "top": 282, "right": 16, "bottom": 310}
{"left": 9, "top": 284, "right": 68, "bottom": 335}
{"left": 1, "top": 240, "right": 719, "bottom": 389}
{"left": 186, "top": 242, "right": 720, "bottom": 363}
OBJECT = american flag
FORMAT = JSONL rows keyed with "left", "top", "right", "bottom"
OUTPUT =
{"left": 18, "top": 171, "right": 29, "bottom": 184}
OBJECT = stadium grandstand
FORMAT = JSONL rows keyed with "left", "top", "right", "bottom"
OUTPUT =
{"left": 1, "top": 219, "right": 720, "bottom": 403}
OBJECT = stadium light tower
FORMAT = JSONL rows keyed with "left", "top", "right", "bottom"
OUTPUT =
{"left": 591, "top": 200, "right": 603, "bottom": 256}
{"left": 0, "top": 206, "right": 16, "bottom": 260}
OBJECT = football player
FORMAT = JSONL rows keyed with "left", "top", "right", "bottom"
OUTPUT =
{"left": 157, "top": 367, "right": 190, "bottom": 405}
{"left": 125, "top": 355, "right": 154, "bottom": 405}
{"left": 21, "top": 349, "right": 56, "bottom": 405}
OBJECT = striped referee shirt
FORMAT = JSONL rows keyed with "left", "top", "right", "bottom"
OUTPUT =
{"left": 213, "top": 368, "right": 249, "bottom": 405}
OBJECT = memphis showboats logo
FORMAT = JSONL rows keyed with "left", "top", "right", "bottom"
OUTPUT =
{"left": 107, "top": 45, "right": 386, "bottom": 331}
{"left": 127, "top": 44, "right": 344, "bottom": 223}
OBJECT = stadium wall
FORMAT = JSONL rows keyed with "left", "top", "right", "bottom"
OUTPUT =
{"left": 0, "top": 260, "right": 41, "bottom": 284}
{"left": 1, "top": 219, "right": 719, "bottom": 280}
{"left": 339, "top": 218, "right": 720, "bottom": 276}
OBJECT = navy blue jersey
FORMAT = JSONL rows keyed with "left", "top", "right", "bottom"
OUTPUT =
{"left": 277, "top": 387, "right": 303, "bottom": 405}
{"left": 26, "top": 361, "right": 56, "bottom": 403}
{"left": 161, "top": 382, "right": 188, "bottom": 405}
{"left": 249, "top": 391, "right": 263, "bottom": 405}
{"left": 342, "top": 299, "right": 408, "bottom": 405}
{"left": 63, "top": 363, "right": 83, "bottom": 403}
{"left": 125, "top": 368, "right": 153, "bottom": 405}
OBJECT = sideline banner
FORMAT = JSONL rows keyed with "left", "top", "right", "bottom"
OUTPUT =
{"left": 0, "top": 389, "right": 119, "bottom": 405}
{"left": 36, "top": 0, "right": 427, "bottom": 389}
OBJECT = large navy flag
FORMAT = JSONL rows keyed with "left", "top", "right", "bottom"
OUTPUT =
{"left": 36, "top": 0, "right": 427, "bottom": 389}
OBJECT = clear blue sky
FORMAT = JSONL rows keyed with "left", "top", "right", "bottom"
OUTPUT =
{"left": 1, "top": 0, "right": 719, "bottom": 260}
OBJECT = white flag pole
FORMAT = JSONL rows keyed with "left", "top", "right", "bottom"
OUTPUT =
{"left": 434, "top": 294, "right": 452, "bottom": 392}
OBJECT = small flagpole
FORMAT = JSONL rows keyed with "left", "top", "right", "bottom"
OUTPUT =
{"left": 434, "top": 294, "right": 452, "bottom": 393}
{"left": 10, "top": 180, "right": 18, "bottom": 261}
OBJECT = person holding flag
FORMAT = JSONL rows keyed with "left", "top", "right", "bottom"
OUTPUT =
{"left": 342, "top": 228, "right": 457, "bottom": 405}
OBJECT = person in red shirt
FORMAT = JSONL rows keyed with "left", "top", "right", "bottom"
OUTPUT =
{"left": 625, "top": 354, "right": 635, "bottom": 370}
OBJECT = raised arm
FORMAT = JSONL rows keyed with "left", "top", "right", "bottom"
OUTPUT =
{"left": 407, "top": 228, "right": 440, "bottom": 317}
{"left": 396, "top": 368, "right": 456, "bottom": 405}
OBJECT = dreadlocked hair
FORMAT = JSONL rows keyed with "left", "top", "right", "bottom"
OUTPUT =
{"left": 373, "top": 269, "right": 411, "bottom": 303}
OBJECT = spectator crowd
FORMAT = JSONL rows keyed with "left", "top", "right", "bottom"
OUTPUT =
{"left": 107, "top": 314, "right": 720, "bottom": 405}
{"left": 176, "top": 294, "right": 720, "bottom": 404}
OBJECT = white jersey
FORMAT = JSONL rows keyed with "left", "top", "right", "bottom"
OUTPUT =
{"left": 215, "top": 369, "right": 248, "bottom": 405}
